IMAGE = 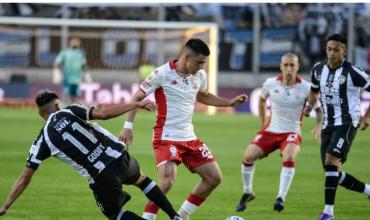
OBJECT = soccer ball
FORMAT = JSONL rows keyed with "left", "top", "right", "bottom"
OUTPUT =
{"left": 225, "top": 216, "right": 244, "bottom": 220}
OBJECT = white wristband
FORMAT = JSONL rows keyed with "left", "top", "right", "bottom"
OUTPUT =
{"left": 123, "top": 121, "right": 133, "bottom": 129}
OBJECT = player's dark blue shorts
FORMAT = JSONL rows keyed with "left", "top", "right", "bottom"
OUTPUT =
{"left": 89, "top": 151, "right": 140, "bottom": 219}
{"left": 320, "top": 124, "right": 357, "bottom": 166}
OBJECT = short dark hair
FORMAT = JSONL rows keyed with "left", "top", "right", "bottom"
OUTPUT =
{"left": 35, "top": 90, "right": 59, "bottom": 107}
{"left": 327, "top": 34, "right": 347, "bottom": 45}
{"left": 185, "top": 38, "right": 210, "bottom": 56}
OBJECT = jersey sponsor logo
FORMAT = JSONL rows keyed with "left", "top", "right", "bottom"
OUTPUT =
{"left": 324, "top": 96, "right": 343, "bottom": 105}
{"left": 323, "top": 86, "right": 339, "bottom": 94}
{"left": 54, "top": 117, "right": 71, "bottom": 133}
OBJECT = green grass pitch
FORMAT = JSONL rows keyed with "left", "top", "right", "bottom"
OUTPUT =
{"left": 0, "top": 108, "right": 369, "bottom": 220}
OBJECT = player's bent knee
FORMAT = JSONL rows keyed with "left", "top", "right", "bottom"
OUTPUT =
{"left": 159, "top": 178, "right": 176, "bottom": 193}
{"left": 204, "top": 172, "right": 223, "bottom": 187}
{"left": 210, "top": 173, "right": 223, "bottom": 187}
{"left": 282, "top": 154, "right": 296, "bottom": 162}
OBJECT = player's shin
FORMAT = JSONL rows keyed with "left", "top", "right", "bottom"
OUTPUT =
{"left": 338, "top": 172, "right": 370, "bottom": 195}
{"left": 323, "top": 165, "right": 339, "bottom": 216}
{"left": 241, "top": 162, "right": 255, "bottom": 194}
{"left": 278, "top": 161, "right": 295, "bottom": 200}
{"left": 138, "top": 177, "right": 178, "bottom": 219}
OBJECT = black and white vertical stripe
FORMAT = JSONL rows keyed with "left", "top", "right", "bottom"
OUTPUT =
{"left": 311, "top": 60, "right": 370, "bottom": 128}
{"left": 27, "top": 105, "right": 124, "bottom": 183}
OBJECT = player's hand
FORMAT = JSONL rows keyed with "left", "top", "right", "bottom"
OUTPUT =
{"left": 137, "top": 100, "right": 156, "bottom": 111}
{"left": 311, "top": 125, "right": 322, "bottom": 144}
{"left": 303, "top": 104, "right": 313, "bottom": 117}
{"left": 119, "top": 128, "right": 134, "bottom": 149}
{"left": 359, "top": 116, "right": 369, "bottom": 130}
{"left": 230, "top": 94, "right": 248, "bottom": 107}
{"left": 0, "top": 206, "right": 8, "bottom": 216}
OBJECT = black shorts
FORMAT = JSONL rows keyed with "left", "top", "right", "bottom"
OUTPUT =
{"left": 89, "top": 152, "right": 141, "bottom": 219}
{"left": 320, "top": 124, "right": 357, "bottom": 166}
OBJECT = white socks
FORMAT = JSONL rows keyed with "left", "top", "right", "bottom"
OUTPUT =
{"left": 278, "top": 166, "right": 295, "bottom": 200}
{"left": 324, "top": 205, "right": 334, "bottom": 216}
{"left": 364, "top": 184, "right": 370, "bottom": 195}
{"left": 241, "top": 163, "right": 255, "bottom": 194}
{"left": 142, "top": 212, "right": 156, "bottom": 220}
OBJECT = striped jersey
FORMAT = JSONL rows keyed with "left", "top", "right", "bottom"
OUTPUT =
{"left": 311, "top": 60, "right": 370, "bottom": 128}
{"left": 261, "top": 75, "right": 311, "bottom": 134}
{"left": 139, "top": 60, "right": 207, "bottom": 141}
{"left": 26, "top": 104, "right": 124, "bottom": 183}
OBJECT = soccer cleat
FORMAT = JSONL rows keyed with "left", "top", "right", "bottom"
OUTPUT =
{"left": 273, "top": 197, "right": 284, "bottom": 212}
{"left": 317, "top": 213, "right": 334, "bottom": 220}
{"left": 235, "top": 192, "right": 256, "bottom": 212}
{"left": 368, "top": 195, "right": 370, "bottom": 201}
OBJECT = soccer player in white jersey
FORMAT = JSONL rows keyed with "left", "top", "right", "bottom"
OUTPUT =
{"left": 304, "top": 34, "right": 370, "bottom": 220}
{"left": 236, "top": 53, "right": 323, "bottom": 213}
{"left": 119, "top": 39, "right": 248, "bottom": 220}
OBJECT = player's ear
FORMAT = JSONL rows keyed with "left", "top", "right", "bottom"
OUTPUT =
{"left": 55, "top": 99, "right": 61, "bottom": 110}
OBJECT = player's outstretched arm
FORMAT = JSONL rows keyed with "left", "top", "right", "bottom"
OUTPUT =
{"left": 91, "top": 99, "right": 155, "bottom": 120}
{"left": 118, "top": 90, "right": 147, "bottom": 147}
{"left": 196, "top": 92, "right": 248, "bottom": 107}
{"left": 0, "top": 167, "right": 35, "bottom": 216}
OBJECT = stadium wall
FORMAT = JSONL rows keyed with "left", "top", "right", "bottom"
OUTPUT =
{"left": 1, "top": 81, "right": 369, "bottom": 116}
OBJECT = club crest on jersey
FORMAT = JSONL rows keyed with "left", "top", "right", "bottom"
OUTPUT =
{"left": 170, "top": 80, "right": 178, "bottom": 85}
{"left": 339, "top": 75, "right": 347, "bottom": 84}
{"left": 54, "top": 117, "right": 71, "bottom": 133}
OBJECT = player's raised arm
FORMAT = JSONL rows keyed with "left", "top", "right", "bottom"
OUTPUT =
{"left": 196, "top": 91, "right": 248, "bottom": 107}
{"left": 91, "top": 99, "right": 155, "bottom": 120}
{"left": 118, "top": 89, "right": 147, "bottom": 147}
{"left": 0, "top": 167, "right": 35, "bottom": 216}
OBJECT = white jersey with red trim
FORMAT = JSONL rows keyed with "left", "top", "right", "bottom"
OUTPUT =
{"left": 139, "top": 60, "right": 207, "bottom": 141}
{"left": 261, "top": 76, "right": 311, "bottom": 134}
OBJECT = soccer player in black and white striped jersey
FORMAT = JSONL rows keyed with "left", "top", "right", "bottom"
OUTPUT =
{"left": 304, "top": 34, "right": 370, "bottom": 220}
{"left": 0, "top": 90, "right": 183, "bottom": 220}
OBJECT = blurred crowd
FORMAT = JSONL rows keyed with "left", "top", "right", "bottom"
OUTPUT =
{"left": 1, "top": 3, "right": 370, "bottom": 71}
